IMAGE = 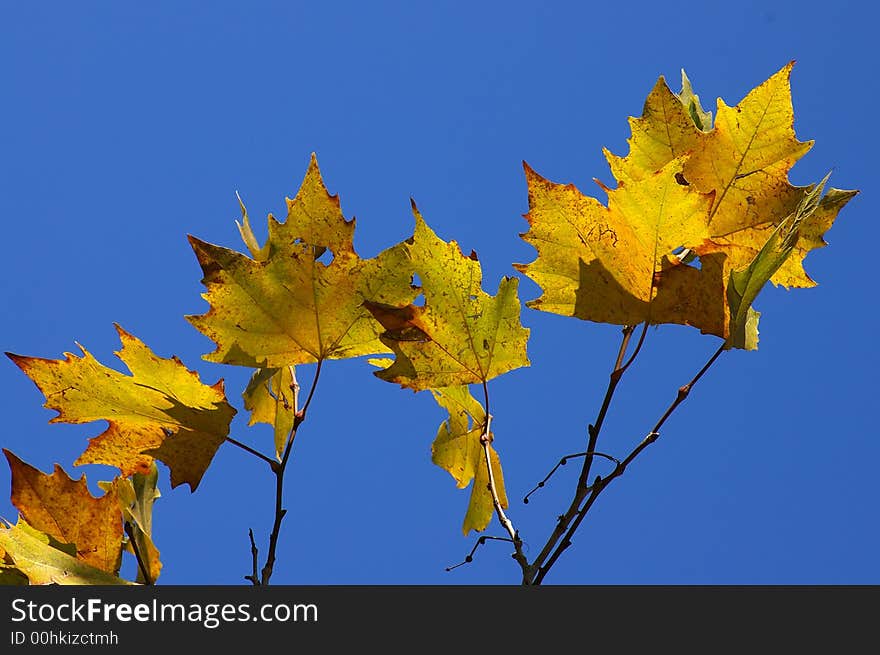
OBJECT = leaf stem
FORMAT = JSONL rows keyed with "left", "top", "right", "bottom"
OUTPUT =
{"left": 533, "top": 341, "right": 726, "bottom": 584}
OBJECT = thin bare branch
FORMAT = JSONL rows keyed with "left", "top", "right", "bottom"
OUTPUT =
{"left": 534, "top": 342, "right": 727, "bottom": 584}
{"left": 259, "top": 358, "right": 324, "bottom": 585}
{"left": 446, "top": 535, "right": 513, "bottom": 571}
{"left": 523, "top": 451, "right": 621, "bottom": 504}
{"left": 225, "top": 436, "right": 276, "bottom": 468}
{"left": 527, "top": 325, "right": 642, "bottom": 580}
{"left": 245, "top": 528, "right": 260, "bottom": 586}
{"left": 480, "top": 381, "right": 532, "bottom": 582}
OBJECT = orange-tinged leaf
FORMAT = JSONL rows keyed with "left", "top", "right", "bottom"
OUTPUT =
{"left": 6, "top": 326, "right": 235, "bottom": 491}
{"left": 367, "top": 203, "right": 530, "bottom": 390}
{"left": 187, "top": 154, "right": 417, "bottom": 367}
{"left": 4, "top": 450, "right": 123, "bottom": 574}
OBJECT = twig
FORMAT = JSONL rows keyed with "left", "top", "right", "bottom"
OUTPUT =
{"left": 527, "top": 325, "right": 643, "bottom": 582}
{"left": 124, "top": 522, "right": 152, "bottom": 585}
{"left": 533, "top": 342, "right": 727, "bottom": 584}
{"left": 446, "top": 535, "right": 513, "bottom": 571}
{"left": 481, "top": 381, "right": 532, "bottom": 583}
{"left": 523, "top": 451, "right": 621, "bottom": 504}
{"left": 259, "top": 358, "right": 323, "bottom": 585}
{"left": 245, "top": 529, "right": 260, "bottom": 586}
{"left": 225, "top": 436, "right": 276, "bottom": 468}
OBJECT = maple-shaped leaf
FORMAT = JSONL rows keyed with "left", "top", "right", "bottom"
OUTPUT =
{"left": 608, "top": 62, "right": 855, "bottom": 292}
{"left": 367, "top": 202, "right": 530, "bottom": 390}
{"left": 0, "top": 519, "right": 133, "bottom": 585}
{"left": 604, "top": 76, "right": 704, "bottom": 183}
{"left": 187, "top": 153, "right": 418, "bottom": 368}
{"left": 4, "top": 450, "right": 123, "bottom": 574}
{"left": 100, "top": 462, "right": 162, "bottom": 584}
{"left": 430, "top": 385, "right": 507, "bottom": 535}
{"left": 516, "top": 158, "right": 724, "bottom": 334}
{"left": 521, "top": 63, "right": 857, "bottom": 343}
{"left": 242, "top": 366, "right": 297, "bottom": 459}
{"left": 684, "top": 63, "right": 812, "bottom": 243}
{"left": 6, "top": 326, "right": 236, "bottom": 491}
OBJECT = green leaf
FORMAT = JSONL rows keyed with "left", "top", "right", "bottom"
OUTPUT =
{"left": 100, "top": 462, "right": 162, "bottom": 584}
{"left": 726, "top": 173, "right": 838, "bottom": 349}
{"left": 677, "top": 69, "right": 713, "bottom": 131}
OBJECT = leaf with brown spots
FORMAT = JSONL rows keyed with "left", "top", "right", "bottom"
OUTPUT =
{"left": 187, "top": 153, "right": 418, "bottom": 368}
{"left": 6, "top": 326, "right": 236, "bottom": 490}
{"left": 518, "top": 63, "right": 857, "bottom": 346}
{"left": 516, "top": 157, "right": 723, "bottom": 334}
{"left": 4, "top": 450, "right": 123, "bottom": 574}
{"left": 367, "top": 202, "right": 530, "bottom": 390}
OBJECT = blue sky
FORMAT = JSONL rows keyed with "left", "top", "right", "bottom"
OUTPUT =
{"left": 1, "top": 1, "right": 876, "bottom": 585}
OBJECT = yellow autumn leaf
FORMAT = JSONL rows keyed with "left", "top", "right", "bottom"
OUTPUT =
{"left": 430, "top": 386, "right": 507, "bottom": 535}
{"left": 520, "top": 63, "right": 857, "bottom": 344}
{"left": 605, "top": 76, "right": 702, "bottom": 183}
{"left": 242, "top": 366, "right": 297, "bottom": 459}
{"left": 0, "top": 519, "right": 133, "bottom": 585}
{"left": 4, "top": 450, "right": 123, "bottom": 574}
{"left": 367, "top": 202, "right": 530, "bottom": 390}
{"left": 516, "top": 158, "right": 723, "bottom": 334}
{"left": 6, "top": 325, "right": 236, "bottom": 491}
{"left": 187, "top": 154, "right": 417, "bottom": 368}
{"left": 607, "top": 62, "right": 855, "bottom": 292}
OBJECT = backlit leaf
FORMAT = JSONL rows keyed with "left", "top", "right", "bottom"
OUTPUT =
{"left": 242, "top": 366, "right": 297, "bottom": 459}
{"left": 516, "top": 158, "right": 722, "bottom": 334}
{"left": 519, "top": 63, "right": 857, "bottom": 345}
{"left": 4, "top": 450, "right": 123, "bottom": 574}
{"left": 429, "top": 385, "right": 507, "bottom": 534}
{"left": 367, "top": 202, "right": 530, "bottom": 390}
{"left": 101, "top": 462, "right": 162, "bottom": 584}
{"left": 6, "top": 326, "right": 236, "bottom": 491}
{"left": 0, "top": 519, "right": 133, "bottom": 585}
{"left": 187, "top": 154, "right": 417, "bottom": 367}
